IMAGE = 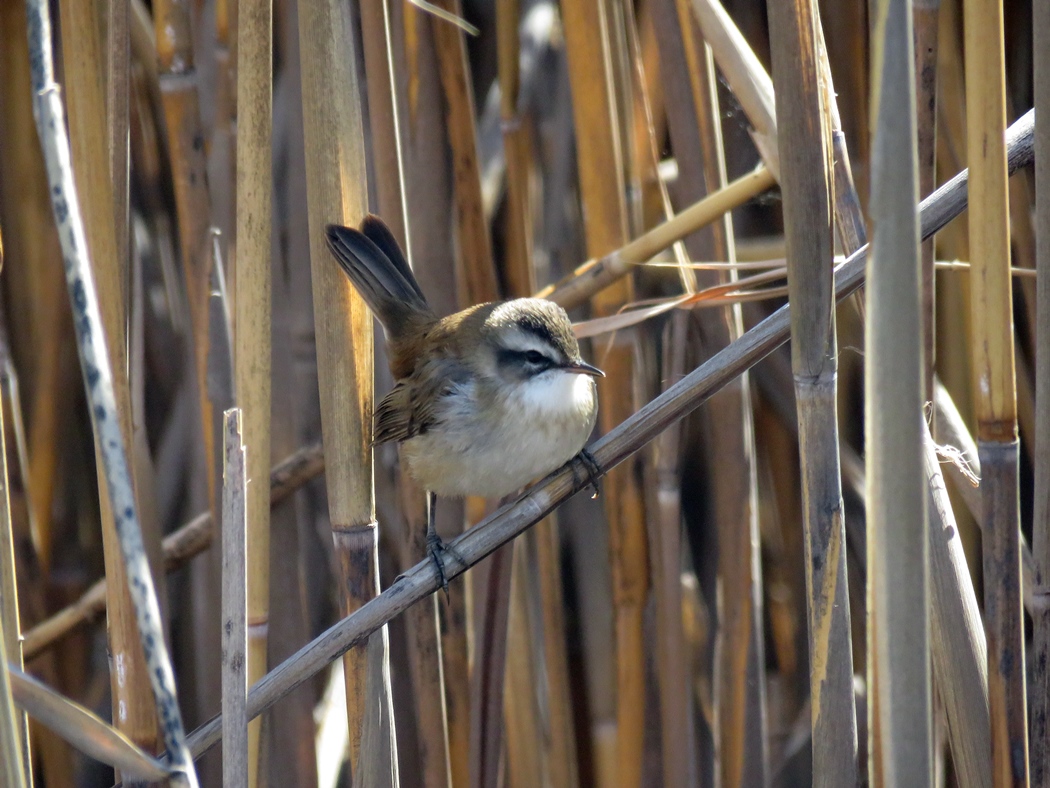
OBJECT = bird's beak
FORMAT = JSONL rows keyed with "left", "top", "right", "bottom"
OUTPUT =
{"left": 564, "top": 360, "right": 605, "bottom": 378}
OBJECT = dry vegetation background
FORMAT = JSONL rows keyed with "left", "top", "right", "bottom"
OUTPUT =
{"left": 0, "top": 0, "right": 1042, "bottom": 785}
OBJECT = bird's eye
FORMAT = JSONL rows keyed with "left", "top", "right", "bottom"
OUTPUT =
{"left": 524, "top": 350, "right": 547, "bottom": 365}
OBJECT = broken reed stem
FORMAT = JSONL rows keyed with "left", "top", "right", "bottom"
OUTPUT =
{"left": 221, "top": 410, "right": 248, "bottom": 788}
{"left": 1032, "top": 0, "right": 1050, "bottom": 776}
{"left": 963, "top": 0, "right": 1029, "bottom": 781}
{"left": 179, "top": 107, "right": 1036, "bottom": 768}
{"left": 234, "top": 0, "right": 273, "bottom": 779}
{"left": 25, "top": 0, "right": 198, "bottom": 783}
{"left": 866, "top": 0, "right": 932, "bottom": 782}
{"left": 22, "top": 441, "right": 324, "bottom": 658}
{"left": 297, "top": 0, "right": 399, "bottom": 780}
{"left": 537, "top": 166, "right": 774, "bottom": 310}
{"left": 768, "top": 0, "right": 858, "bottom": 782}
{"left": 923, "top": 417, "right": 993, "bottom": 788}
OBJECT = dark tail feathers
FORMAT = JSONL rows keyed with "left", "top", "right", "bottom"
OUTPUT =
{"left": 325, "top": 216, "right": 433, "bottom": 338}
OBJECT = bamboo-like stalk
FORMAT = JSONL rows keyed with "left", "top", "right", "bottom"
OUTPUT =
{"left": 866, "top": 0, "right": 931, "bottom": 783}
{"left": 25, "top": 0, "right": 199, "bottom": 783}
{"left": 234, "top": 0, "right": 272, "bottom": 780}
{"left": 297, "top": 0, "right": 399, "bottom": 781}
{"left": 183, "top": 114, "right": 1037, "bottom": 756}
{"left": 221, "top": 410, "right": 248, "bottom": 788}
{"left": 1032, "top": 0, "right": 1050, "bottom": 776}
{"left": 59, "top": 0, "right": 161, "bottom": 763}
{"left": 962, "top": 0, "right": 1028, "bottom": 782}
{"left": 768, "top": 0, "right": 858, "bottom": 783}
{"left": 560, "top": 0, "right": 649, "bottom": 782}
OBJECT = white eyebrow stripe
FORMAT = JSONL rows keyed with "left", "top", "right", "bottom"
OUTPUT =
{"left": 501, "top": 327, "right": 559, "bottom": 359}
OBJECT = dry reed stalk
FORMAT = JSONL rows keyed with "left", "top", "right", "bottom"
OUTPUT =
{"left": 152, "top": 0, "right": 220, "bottom": 516}
{"left": 769, "top": 0, "right": 858, "bottom": 783}
{"left": 963, "top": 0, "right": 1029, "bottom": 782}
{"left": 1033, "top": 0, "right": 1050, "bottom": 778}
{"left": 297, "top": 0, "right": 399, "bottom": 781}
{"left": 107, "top": 0, "right": 130, "bottom": 303}
{"left": 1033, "top": 0, "right": 1050, "bottom": 777}
{"left": 503, "top": 543, "right": 546, "bottom": 787}
{"left": 915, "top": 0, "right": 940, "bottom": 398}
{"left": 932, "top": 382, "right": 1037, "bottom": 615}
{"left": 361, "top": 3, "right": 453, "bottom": 781}
{"left": 0, "top": 0, "right": 68, "bottom": 576}
{"left": 221, "top": 410, "right": 248, "bottom": 788}
{"left": 867, "top": 0, "right": 932, "bottom": 783}
{"left": 922, "top": 415, "right": 993, "bottom": 788}
{"left": 674, "top": 12, "right": 769, "bottom": 786}
{"left": 431, "top": 0, "right": 500, "bottom": 306}
{"left": 234, "top": 0, "right": 272, "bottom": 780}
{"left": 537, "top": 166, "right": 775, "bottom": 309}
{"left": 59, "top": 0, "right": 163, "bottom": 761}
{"left": 183, "top": 115, "right": 1037, "bottom": 757}
{"left": 9, "top": 665, "right": 171, "bottom": 781}
{"left": 26, "top": 0, "right": 199, "bottom": 781}
{"left": 212, "top": 0, "right": 237, "bottom": 252}
{"left": 0, "top": 364, "right": 28, "bottom": 783}
{"left": 644, "top": 313, "right": 695, "bottom": 785}
{"left": 688, "top": 0, "right": 778, "bottom": 177}
{"left": 21, "top": 441, "right": 323, "bottom": 657}
{"left": 560, "top": 0, "right": 649, "bottom": 781}
{"left": 0, "top": 636, "right": 27, "bottom": 788}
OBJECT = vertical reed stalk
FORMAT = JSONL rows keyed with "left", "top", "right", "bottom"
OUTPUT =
{"left": 221, "top": 409, "right": 248, "bottom": 788}
{"left": 152, "top": 0, "right": 220, "bottom": 514}
{"left": 26, "top": 0, "right": 199, "bottom": 781}
{"left": 297, "top": 0, "right": 399, "bottom": 780}
{"left": 1032, "top": 0, "right": 1050, "bottom": 778}
{"left": 0, "top": 355, "right": 28, "bottom": 783}
{"left": 234, "top": 0, "right": 272, "bottom": 781}
{"left": 60, "top": 0, "right": 160, "bottom": 761}
{"left": 769, "top": 1, "right": 858, "bottom": 783}
{"left": 866, "top": 0, "right": 931, "bottom": 783}
{"left": 914, "top": 0, "right": 940, "bottom": 397}
{"left": 962, "top": 0, "right": 1028, "bottom": 782}
{"left": 0, "top": 632, "right": 26, "bottom": 788}
{"left": 431, "top": 0, "right": 501, "bottom": 306}
{"left": 560, "top": 0, "right": 649, "bottom": 781}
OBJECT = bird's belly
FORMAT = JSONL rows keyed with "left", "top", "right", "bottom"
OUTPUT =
{"left": 401, "top": 406, "right": 595, "bottom": 498}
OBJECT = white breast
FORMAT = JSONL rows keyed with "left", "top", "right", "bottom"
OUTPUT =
{"left": 401, "top": 371, "right": 598, "bottom": 498}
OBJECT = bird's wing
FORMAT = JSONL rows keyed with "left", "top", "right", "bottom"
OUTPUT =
{"left": 373, "top": 359, "right": 471, "bottom": 445}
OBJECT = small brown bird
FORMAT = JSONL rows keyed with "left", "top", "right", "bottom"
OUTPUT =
{"left": 326, "top": 216, "right": 604, "bottom": 588}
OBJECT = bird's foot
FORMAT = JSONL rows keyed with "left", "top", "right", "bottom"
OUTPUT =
{"left": 569, "top": 448, "right": 604, "bottom": 499}
{"left": 426, "top": 529, "right": 465, "bottom": 598}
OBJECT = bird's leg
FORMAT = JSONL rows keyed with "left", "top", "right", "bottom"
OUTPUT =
{"left": 425, "top": 491, "right": 464, "bottom": 597}
{"left": 569, "top": 448, "right": 604, "bottom": 498}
